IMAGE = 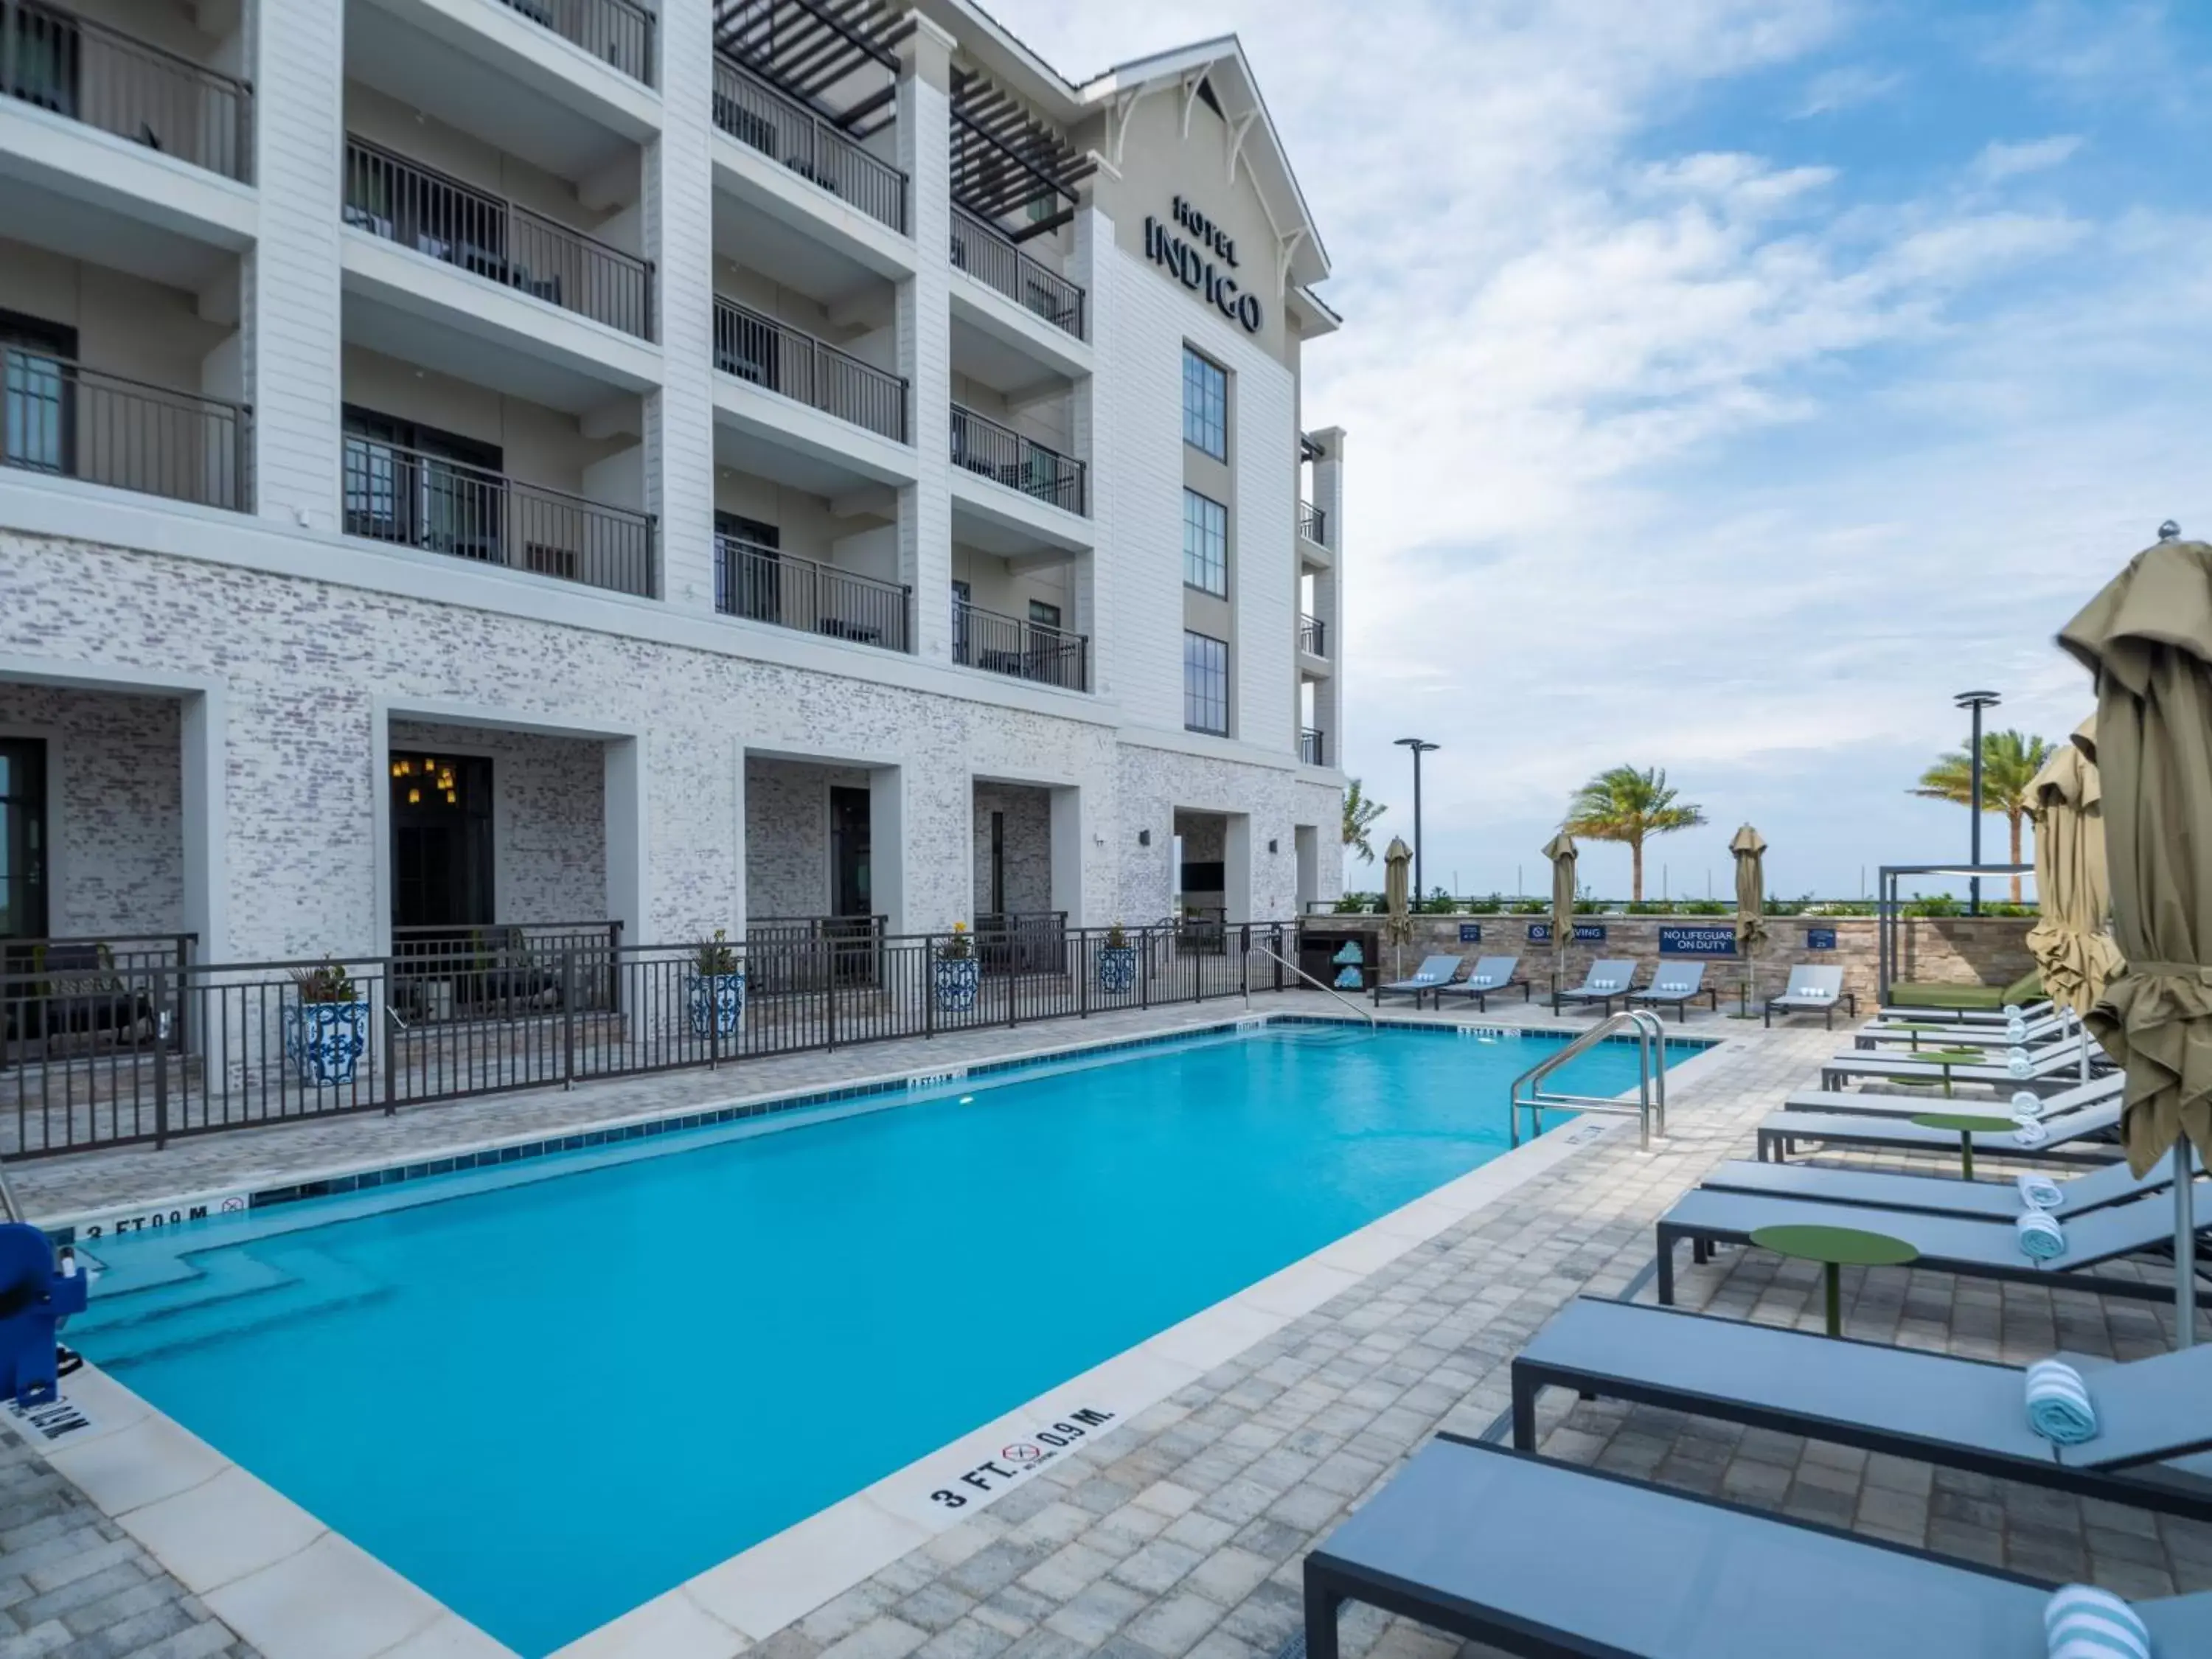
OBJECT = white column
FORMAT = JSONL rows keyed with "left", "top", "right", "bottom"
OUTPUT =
{"left": 1223, "top": 813, "right": 1254, "bottom": 926}
{"left": 896, "top": 15, "right": 956, "bottom": 660}
{"left": 1069, "top": 196, "right": 1110, "bottom": 689}
{"left": 1310, "top": 425, "right": 1346, "bottom": 762}
{"left": 605, "top": 737, "right": 648, "bottom": 946}
{"left": 179, "top": 687, "right": 228, "bottom": 964}
{"left": 870, "top": 765, "right": 908, "bottom": 935}
{"left": 727, "top": 737, "right": 748, "bottom": 936}
{"left": 1049, "top": 785, "right": 1085, "bottom": 930}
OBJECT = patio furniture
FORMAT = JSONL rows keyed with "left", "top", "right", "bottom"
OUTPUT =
{"left": 1855, "top": 1009, "right": 2076, "bottom": 1051}
{"left": 1300, "top": 1433, "right": 2212, "bottom": 1659}
{"left": 1372, "top": 954, "right": 1463, "bottom": 1008}
{"left": 1747, "top": 1222, "right": 1918, "bottom": 1335}
{"left": 1429, "top": 954, "right": 1528, "bottom": 1011}
{"left": 1700, "top": 1146, "right": 2183, "bottom": 1221}
{"left": 1778, "top": 1070, "right": 2121, "bottom": 1124}
{"left": 1551, "top": 959, "right": 1638, "bottom": 1015}
{"left": 1629, "top": 961, "right": 1717, "bottom": 1022}
{"left": 1879, "top": 967, "right": 2045, "bottom": 1018}
{"left": 1911, "top": 1111, "right": 2021, "bottom": 1178}
{"left": 1756, "top": 1094, "right": 2124, "bottom": 1165}
{"left": 1510, "top": 1298, "right": 2212, "bottom": 1524}
{"left": 1819, "top": 1038, "right": 2104, "bottom": 1093}
{"left": 1764, "top": 964, "right": 1856, "bottom": 1028}
{"left": 11, "top": 943, "right": 158, "bottom": 1048}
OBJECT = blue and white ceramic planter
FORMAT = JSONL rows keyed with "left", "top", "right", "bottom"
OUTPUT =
{"left": 1097, "top": 945, "right": 1138, "bottom": 995}
{"left": 688, "top": 970, "right": 745, "bottom": 1038}
{"left": 934, "top": 955, "right": 980, "bottom": 1013}
{"left": 284, "top": 1000, "right": 369, "bottom": 1088}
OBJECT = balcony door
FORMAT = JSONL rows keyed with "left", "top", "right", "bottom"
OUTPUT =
{"left": 829, "top": 786, "right": 871, "bottom": 919}
{"left": 344, "top": 408, "right": 504, "bottom": 562}
{"left": 714, "top": 511, "right": 779, "bottom": 624}
{"left": 1, "top": 310, "right": 77, "bottom": 479}
{"left": 6, "top": 6, "right": 80, "bottom": 118}
{"left": 391, "top": 753, "right": 494, "bottom": 933}
{"left": 950, "top": 580, "right": 972, "bottom": 665}
{"left": 0, "top": 738, "right": 48, "bottom": 942}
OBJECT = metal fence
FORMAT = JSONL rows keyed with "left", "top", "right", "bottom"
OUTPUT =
{"left": 3, "top": 0, "right": 253, "bottom": 182}
{"left": 0, "top": 923, "right": 1295, "bottom": 1158}
{"left": 716, "top": 535, "right": 911, "bottom": 652}
{"left": 950, "top": 206, "right": 1085, "bottom": 338}
{"left": 342, "top": 433, "right": 655, "bottom": 597}
{"left": 499, "top": 0, "right": 653, "bottom": 86}
{"left": 713, "top": 298, "right": 908, "bottom": 442}
{"left": 953, "top": 597, "right": 1088, "bottom": 692}
{"left": 711, "top": 54, "right": 907, "bottom": 233}
{"left": 1, "top": 350, "right": 250, "bottom": 509}
{"left": 343, "top": 137, "right": 655, "bottom": 340}
{"left": 1298, "top": 500, "right": 1327, "bottom": 546}
{"left": 1298, "top": 613, "right": 1326, "bottom": 657}
{"left": 950, "top": 403, "right": 1085, "bottom": 515}
{"left": 1299, "top": 728, "right": 1326, "bottom": 767}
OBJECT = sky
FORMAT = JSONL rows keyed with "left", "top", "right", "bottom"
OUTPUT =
{"left": 987, "top": 0, "right": 2212, "bottom": 900}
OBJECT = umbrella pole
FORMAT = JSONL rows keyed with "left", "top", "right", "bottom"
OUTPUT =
{"left": 2177, "top": 1143, "right": 2197, "bottom": 1350}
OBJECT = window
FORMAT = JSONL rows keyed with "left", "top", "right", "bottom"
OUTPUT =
{"left": 1184, "top": 631, "right": 1228, "bottom": 735}
{"left": 1182, "top": 347, "right": 1225, "bottom": 459}
{"left": 1183, "top": 490, "right": 1227, "bottom": 596}
{"left": 1, "top": 310, "right": 77, "bottom": 479}
{"left": 1027, "top": 599, "right": 1062, "bottom": 630}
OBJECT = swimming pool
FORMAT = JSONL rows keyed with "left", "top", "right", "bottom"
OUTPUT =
{"left": 68, "top": 1020, "right": 1699, "bottom": 1655}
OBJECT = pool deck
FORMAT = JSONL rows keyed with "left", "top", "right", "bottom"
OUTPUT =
{"left": 5, "top": 993, "right": 2202, "bottom": 1659}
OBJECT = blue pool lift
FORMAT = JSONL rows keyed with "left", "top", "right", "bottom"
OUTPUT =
{"left": 0, "top": 1161, "right": 86, "bottom": 1409}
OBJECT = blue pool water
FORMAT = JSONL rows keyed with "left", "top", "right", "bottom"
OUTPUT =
{"left": 72, "top": 1023, "right": 1695, "bottom": 1655}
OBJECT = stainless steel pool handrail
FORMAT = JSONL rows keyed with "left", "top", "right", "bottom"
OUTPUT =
{"left": 1245, "top": 942, "right": 1377, "bottom": 1027}
{"left": 0, "top": 1156, "right": 21, "bottom": 1224}
{"left": 1509, "top": 1009, "right": 1667, "bottom": 1151}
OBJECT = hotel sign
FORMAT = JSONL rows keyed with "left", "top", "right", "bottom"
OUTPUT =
{"left": 1144, "top": 196, "right": 1262, "bottom": 334}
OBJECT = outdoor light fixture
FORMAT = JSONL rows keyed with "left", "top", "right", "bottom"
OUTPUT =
{"left": 1954, "top": 689, "right": 2001, "bottom": 915}
{"left": 1267, "top": 838, "right": 1279, "bottom": 854}
{"left": 1394, "top": 737, "right": 1440, "bottom": 900}
{"left": 1138, "top": 829, "right": 1151, "bottom": 846}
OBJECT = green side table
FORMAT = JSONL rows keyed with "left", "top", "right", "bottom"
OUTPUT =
{"left": 1889, "top": 1022, "right": 1955, "bottom": 1051}
{"left": 1910, "top": 1112, "right": 2017, "bottom": 1179}
{"left": 1750, "top": 1224, "right": 1920, "bottom": 1337}
{"left": 1918, "top": 1047, "right": 1988, "bottom": 1098}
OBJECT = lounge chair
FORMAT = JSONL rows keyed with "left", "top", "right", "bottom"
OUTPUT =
{"left": 1301, "top": 1434, "right": 2212, "bottom": 1659}
{"left": 1878, "top": 966, "right": 2045, "bottom": 1019}
{"left": 1755, "top": 1094, "right": 2124, "bottom": 1165}
{"left": 1653, "top": 1187, "right": 2205, "bottom": 1307}
{"left": 1763, "top": 965, "right": 1856, "bottom": 1028}
{"left": 1372, "top": 953, "right": 1463, "bottom": 1007}
{"left": 1429, "top": 955, "right": 1529, "bottom": 1011}
{"left": 1700, "top": 1144, "right": 2185, "bottom": 1221}
{"left": 1627, "top": 961, "right": 1715, "bottom": 1022}
{"left": 1551, "top": 959, "right": 1637, "bottom": 1015}
{"left": 1777, "top": 1070, "right": 2121, "bottom": 1124}
{"left": 1512, "top": 1298, "right": 2212, "bottom": 1523}
{"left": 1818, "top": 1039, "right": 2104, "bottom": 1093}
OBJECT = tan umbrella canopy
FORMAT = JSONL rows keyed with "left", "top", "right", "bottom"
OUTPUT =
{"left": 1544, "top": 830, "right": 1577, "bottom": 996}
{"left": 2059, "top": 536, "right": 2212, "bottom": 1346}
{"left": 2024, "top": 715, "right": 2124, "bottom": 1019}
{"left": 1732, "top": 824, "right": 1768, "bottom": 1008}
{"left": 1382, "top": 836, "right": 1415, "bottom": 973}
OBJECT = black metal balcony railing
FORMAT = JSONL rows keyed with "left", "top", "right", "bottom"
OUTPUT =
{"left": 343, "top": 433, "right": 654, "bottom": 597}
{"left": 716, "top": 535, "right": 911, "bottom": 653}
{"left": 2, "top": 0, "right": 253, "bottom": 182}
{"left": 712, "top": 55, "right": 907, "bottom": 234}
{"left": 1299, "top": 727, "right": 1326, "bottom": 767}
{"left": 950, "top": 206, "right": 1085, "bottom": 338}
{"left": 1, "top": 349, "right": 250, "bottom": 509}
{"left": 498, "top": 0, "right": 654, "bottom": 86}
{"left": 1298, "top": 613, "right": 1326, "bottom": 657}
{"left": 1298, "top": 500, "right": 1327, "bottom": 546}
{"left": 342, "top": 137, "right": 654, "bottom": 341}
{"left": 713, "top": 298, "right": 908, "bottom": 443}
{"left": 950, "top": 404, "right": 1085, "bottom": 516}
{"left": 952, "top": 597, "right": 1088, "bottom": 692}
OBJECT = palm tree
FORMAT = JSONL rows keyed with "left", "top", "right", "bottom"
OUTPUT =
{"left": 1910, "top": 729, "right": 2053, "bottom": 902}
{"left": 1563, "top": 765, "right": 1707, "bottom": 902}
{"left": 1342, "top": 778, "right": 1386, "bottom": 865}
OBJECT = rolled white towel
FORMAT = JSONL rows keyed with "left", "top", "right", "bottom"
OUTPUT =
{"left": 2008, "top": 1047, "right": 2034, "bottom": 1078}
{"left": 2013, "top": 1119, "right": 2051, "bottom": 1147}
{"left": 2005, "top": 1001, "right": 2024, "bottom": 1016}
{"left": 2025, "top": 1359, "right": 2098, "bottom": 1445}
{"left": 2017, "top": 1211, "right": 2067, "bottom": 1261}
{"left": 2013, "top": 1089, "right": 2046, "bottom": 1120}
{"left": 2017, "top": 1172, "right": 2066, "bottom": 1211}
{"left": 2045, "top": 1583, "right": 2148, "bottom": 1658}
{"left": 1471, "top": 975, "right": 1493, "bottom": 987}
{"left": 2007, "top": 1018, "right": 2029, "bottom": 1041}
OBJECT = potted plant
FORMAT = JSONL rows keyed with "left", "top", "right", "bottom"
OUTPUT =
{"left": 688, "top": 928, "right": 745, "bottom": 1039}
{"left": 1097, "top": 922, "right": 1139, "bottom": 994}
{"left": 283, "top": 959, "right": 369, "bottom": 1088}
{"left": 934, "top": 921, "right": 980, "bottom": 1013}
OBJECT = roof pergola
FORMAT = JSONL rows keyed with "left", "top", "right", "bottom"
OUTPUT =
{"left": 950, "top": 67, "right": 1096, "bottom": 240}
{"left": 711, "top": 0, "right": 913, "bottom": 136}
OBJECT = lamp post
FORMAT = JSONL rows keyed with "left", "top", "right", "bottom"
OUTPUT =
{"left": 1394, "top": 737, "right": 1440, "bottom": 902}
{"left": 1954, "top": 690, "right": 2000, "bottom": 916}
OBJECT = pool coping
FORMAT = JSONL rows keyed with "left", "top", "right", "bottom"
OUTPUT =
{"left": 15, "top": 1012, "right": 1733, "bottom": 1659}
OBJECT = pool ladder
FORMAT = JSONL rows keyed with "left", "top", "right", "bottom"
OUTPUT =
{"left": 1509, "top": 1009, "right": 1668, "bottom": 1152}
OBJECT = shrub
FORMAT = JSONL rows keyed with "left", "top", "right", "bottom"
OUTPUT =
{"left": 1679, "top": 899, "right": 1728, "bottom": 916}
{"left": 1509, "top": 898, "right": 1548, "bottom": 914}
{"left": 695, "top": 928, "right": 740, "bottom": 976}
{"left": 291, "top": 960, "right": 356, "bottom": 1004}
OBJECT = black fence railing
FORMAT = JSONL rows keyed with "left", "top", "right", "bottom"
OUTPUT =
{"left": 1299, "top": 727, "right": 1326, "bottom": 767}
{"left": 0, "top": 924, "right": 1295, "bottom": 1158}
{"left": 950, "top": 206, "right": 1085, "bottom": 338}
{"left": 1298, "top": 500, "right": 1327, "bottom": 546}
{"left": 953, "top": 598, "right": 1088, "bottom": 692}
{"left": 950, "top": 403, "right": 1085, "bottom": 515}
{"left": 713, "top": 297, "right": 907, "bottom": 442}
{"left": 1298, "top": 613, "right": 1326, "bottom": 657}
{"left": 389, "top": 921, "right": 623, "bottom": 1023}
{"left": 498, "top": 0, "right": 653, "bottom": 86}
{"left": 1, "top": 350, "right": 250, "bottom": 509}
{"left": 716, "top": 535, "right": 911, "bottom": 651}
{"left": 343, "top": 432, "right": 655, "bottom": 597}
{"left": 2, "top": 0, "right": 253, "bottom": 182}
{"left": 343, "top": 136, "right": 655, "bottom": 340}
{"left": 711, "top": 54, "right": 906, "bottom": 234}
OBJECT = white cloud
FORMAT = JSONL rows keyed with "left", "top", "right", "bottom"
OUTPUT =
{"left": 1792, "top": 63, "right": 1904, "bottom": 117}
{"left": 1971, "top": 134, "right": 2084, "bottom": 183}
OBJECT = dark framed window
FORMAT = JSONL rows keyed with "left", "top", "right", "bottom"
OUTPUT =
{"left": 0, "top": 737, "right": 49, "bottom": 940}
{"left": 341, "top": 406, "right": 504, "bottom": 558}
{"left": 1183, "top": 630, "right": 1228, "bottom": 736}
{"left": 1, "top": 309, "right": 78, "bottom": 479}
{"left": 389, "top": 752, "right": 494, "bottom": 930}
{"left": 1182, "top": 347, "right": 1226, "bottom": 459}
{"left": 1026, "top": 599, "right": 1061, "bottom": 630}
{"left": 1183, "top": 489, "right": 1227, "bottom": 596}
{"left": 714, "top": 510, "right": 780, "bottom": 622}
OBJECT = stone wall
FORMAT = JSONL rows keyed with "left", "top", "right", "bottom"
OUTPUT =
{"left": 971, "top": 782, "right": 1052, "bottom": 916}
{"left": 389, "top": 720, "right": 605, "bottom": 925}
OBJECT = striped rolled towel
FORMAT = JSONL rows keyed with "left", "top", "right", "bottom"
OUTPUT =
{"left": 2025, "top": 1359, "right": 2098, "bottom": 1445}
{"left": 2017, "top": 1211, "right": 2068, "bottom": 1260}
{"left": 2045, "top": 1582, "right": 2149, "bottom": 1658}
{"left": 2017, "top": 1172, "right": 2066, "bottom": 1211}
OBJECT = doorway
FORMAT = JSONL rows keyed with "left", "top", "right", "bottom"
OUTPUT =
{"left": 0, "top": 737, "right": 48, "bottom": 941}
{"left": 830, "top": 786, "right": 871, "bottom": 917}
{"left": 390, "top": 752, "right": 494, "bottom": 931}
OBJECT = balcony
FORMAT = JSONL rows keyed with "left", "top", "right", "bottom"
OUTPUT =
{"left": 950, "top": 206, "right": 1083, "bottom": 339}
{"left": 342, "top": 433, "right": 654, "bottom": 597}
{"left": 1299, "top": 500, "right": 1327, "bottom": 546}
{"left": 716, "top": 535, "right": 910, "bottom": 653}
{"left": 713, "top": 298, "right": 905, "bottom": 443}
{"left": 1, "top": 0, "right": 252, "bottom": 183}
{"left": 1298, "top": 613, "right": 1326, "bottom": 658}
{"left": 950, "top": 405, "right": 1085, "bottom": 516}
{"left": 953, "top": 597, "right": 1088, "bottom": 692}
{"left": 498, "top": 0, "right": 655, "bottom": 86}
{"left": 342, "top": 137, "right": 654, "bottom": 341}
{"left": 711, "top": 55, "right": 905, "bottom": 235}
{"left": 1299, "top": 728, "right": 1326, "bottom": 767}
{"left": 1, "top": 351, "right": 249, "bottom": 510}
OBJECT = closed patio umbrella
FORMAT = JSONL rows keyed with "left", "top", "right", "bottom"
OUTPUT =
{"left": 1732, "top": 824, "right": 1767, "bottom": 1014}
{"left": 2025, "top": 715, "right": 2125, "bottom": 1021}
{"left": 1382, "top": 836, "right": 1414, "bottom": 978}
{"left": 2059, "top": 537, "right": 2212, "bottom": 1347}
{"left": 1544, "top": 830, "right": 1577, "bottom": 1001}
